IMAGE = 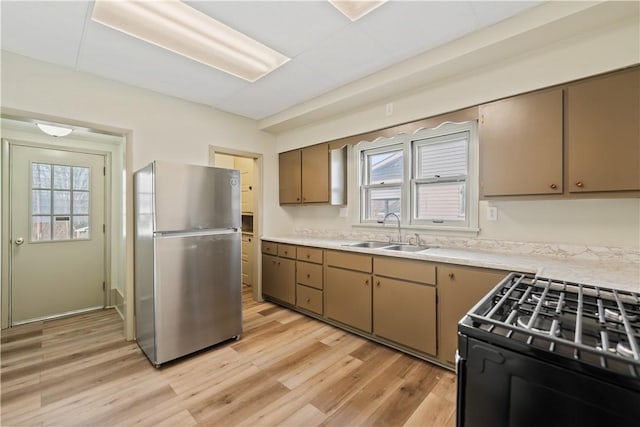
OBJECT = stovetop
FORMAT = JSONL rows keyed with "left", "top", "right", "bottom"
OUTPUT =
{"left": 460, "top": 273, "right": 640, "bottom": 381}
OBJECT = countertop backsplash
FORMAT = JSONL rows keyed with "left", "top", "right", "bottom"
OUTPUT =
{"left": 291, "top": 227, "right": 640, "bottom": 264}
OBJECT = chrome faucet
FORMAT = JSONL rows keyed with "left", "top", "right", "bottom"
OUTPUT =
{"left": 378, "top": 212, "right": 401, "bottom": 243}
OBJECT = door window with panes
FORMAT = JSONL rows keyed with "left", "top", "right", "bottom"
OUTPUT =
{"left": 31, "top": 163, "right": 91, "bottom": 241}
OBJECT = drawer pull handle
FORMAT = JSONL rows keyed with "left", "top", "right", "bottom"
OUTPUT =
{"left": 306, "top": 298, "right": 310, "bottom": 303}
{"left": 306, "top": 254, "right": 310, "bottom": 259}
{"left": 449, "top": 273, "right": 455, "bottom": 280}
{"left": 575, "top": 181, "right": 584, "bottom": 188}
{"left": 549, "top": 183, "right": 557, "bottom": 190}
{"left": 307, "top": 274, "right": 311, "bottom": 279}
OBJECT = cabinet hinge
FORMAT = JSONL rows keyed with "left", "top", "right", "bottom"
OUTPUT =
{"left": 103, "top": 224, "right": 106, "bottom": 233}
{"left": 102, "top": 281, "right": 106, "bottom": 291}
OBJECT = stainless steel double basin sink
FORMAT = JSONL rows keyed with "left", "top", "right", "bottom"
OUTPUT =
{"left": 342, "top": 241, "right": 430, "bottom": 253}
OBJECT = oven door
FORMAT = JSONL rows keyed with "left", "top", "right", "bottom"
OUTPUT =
{"left": 457, "top": 337, "right": 640, "bottom": 427}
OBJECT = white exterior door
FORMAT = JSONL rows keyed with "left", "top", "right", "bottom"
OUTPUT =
{"left": 10, "top": 144, "right": 106, "bottom": 325}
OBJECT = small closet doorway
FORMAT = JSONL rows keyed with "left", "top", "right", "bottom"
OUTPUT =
{"left": 210, "top": 147, "right": 262, "bottom": 302}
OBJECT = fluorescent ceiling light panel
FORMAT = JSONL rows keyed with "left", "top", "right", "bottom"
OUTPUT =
{"left": 91, "top": 0, "right": 289, "bottom": 82}
{"left": 36, "top": 123, "right": 73, "bottom": 137}
{"left": 329, "top": 0, "right": 387, "bottom": 21}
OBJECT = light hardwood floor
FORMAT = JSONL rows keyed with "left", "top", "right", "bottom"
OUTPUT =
{"left": 1, "top": 288, "right": 457, "bottom": 426}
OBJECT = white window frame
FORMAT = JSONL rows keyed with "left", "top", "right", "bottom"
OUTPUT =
{"left": 353, "top": 121, "right": 478, "bottom": 233}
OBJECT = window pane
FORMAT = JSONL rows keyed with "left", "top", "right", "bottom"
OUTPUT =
{"left": 73, "top": 191, "right": 89, "bottom": 214}
{"left": 53, "top": 191, "right": 71, "bottom": 214}
{"left": 32, "top": 216, "right": 51, "bottom": 241}
{"left": 367, "top": 150, "right": 403, "bottom": 184}
{"left": 415, "top": 182, "right": 466, "bottom": 221}
{"left": 365, "top": 187, "right": 401, "bottom": 221}
{"left": 73, "top": 216, "right": 90, "bottom": 239}
{"left": 32, "top": 190, "right": 51, "bottom": 215}
{"left": 32, "top": 163, "right": 51, "bottom": 188}
{"left": 53, "top": 216, "right": 71, "bottom": 240}
{"left": 73, "top": 167, "right": 89, "bottom": 190}
{"left": 53, "top": 165, "right": 71, "bottom": 189}
{"left": 416, "top": 137, "right": 467, "bottom": 178}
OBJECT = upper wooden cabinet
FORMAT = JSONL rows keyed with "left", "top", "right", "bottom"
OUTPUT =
{"left": 567, "top": 68, "right": 640, "bottom": 193}
{"left": 279, "top": 144, "right": 330, "bottom": 204}
{"left": 279, "top": 149, "right": 302, "bottom": 204}
{"left": 480, "top": 89, "right": 563, "bottom": 197}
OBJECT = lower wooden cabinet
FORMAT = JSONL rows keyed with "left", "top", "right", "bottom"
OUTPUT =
{"left": 296, "top": 284, "right": 323, "bottom": 315}
{"left": 325, "top": 266, "right": 372, "bottom": 333}
{"left": 261, "top": 253, "right": 295, "bottom": 305}
{"left": 373, "top": 276, "right": 436, "bottom": 356}
{"left": 437, "top": 265, "right": 507, "bottom": 364}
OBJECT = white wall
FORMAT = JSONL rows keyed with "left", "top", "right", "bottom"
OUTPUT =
{"left": 272, "top": 6, "right": 640, "bottom": 250}
{"left": 0, "top": 52, "right": 295, "bottom": 336}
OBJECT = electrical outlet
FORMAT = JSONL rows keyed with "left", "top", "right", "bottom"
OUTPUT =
{"left": 487, "top": 206, "right": 498, "bottom": 221}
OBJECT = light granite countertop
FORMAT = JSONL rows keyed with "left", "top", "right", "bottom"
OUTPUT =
{"left": 261, "top": 236, "right": 640, "bottom": 293}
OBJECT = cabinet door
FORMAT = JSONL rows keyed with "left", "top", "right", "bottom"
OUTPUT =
{"left": 279, "top": 150, "right": 302, "bottom": 204}
{"left": 301, "top": 144, "right": 329, "bottom": 203}
{"left": 325, "top": 266, "right": 372, "bottom": 333}
{"left": 261, "top": 254, "right": 295, "bottom": 304}
{"left": 437, "top": 265, "right": 507, "bottom": 364}
{"left": 373, "top": 277, "right": 436, "bottom": 355}
{"left": 567, "top": 68, "right": 640, "bottom": 192}
{"left": 480, "top": 89, "right": 563, "bottom": 196}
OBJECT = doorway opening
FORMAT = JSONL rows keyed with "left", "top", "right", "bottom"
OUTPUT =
{"left": 209, "top": 146, "right": 263, "bottom": 303}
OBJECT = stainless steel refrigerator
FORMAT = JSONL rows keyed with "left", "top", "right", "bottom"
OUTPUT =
{"left": 134, "top": 161, "right": 242, "bottom": 367}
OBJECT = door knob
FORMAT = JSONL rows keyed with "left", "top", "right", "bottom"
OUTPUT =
{"left": 15, "top": 237, "right": 24, "bottom": 245}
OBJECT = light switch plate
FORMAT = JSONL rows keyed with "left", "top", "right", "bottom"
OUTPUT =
{"left": 487, "top": 206, "right": 498, "bottom": 221}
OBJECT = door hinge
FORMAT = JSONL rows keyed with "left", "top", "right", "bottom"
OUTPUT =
{"left": 102, "top": 281, "right": 106, "bottom": 291}
{"left": 103, "top": 166, "right": 106, "bottom": 176}
{"left": 103, "top": 224, "right": 106, "bottom": 233}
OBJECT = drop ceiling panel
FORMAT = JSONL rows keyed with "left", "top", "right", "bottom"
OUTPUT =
{"left": 354, "top": 1, "right": 480, "bottom": 64}
{"left": 470, "top": 1, "right": 541, "bottom": 26}
{"left": 0, "top": 1, "right": 90, "bottom": 68}
{"left": 77, "top": 20, "right": 249, "bottom": 106}
{"left": 218, "top": 60, "right": 337, "bottom": 119}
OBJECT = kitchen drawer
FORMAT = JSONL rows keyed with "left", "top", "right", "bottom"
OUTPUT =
{"left": 297, "top": 261, "right": 323, "bottom": 290}
{"left": 278, "top": 244, "right": 296, "bottom": 259}
{"left": 326, "top": 250, "right": 372, "bottom": 273}
{"left": 297, "top": 246, "right": 323, "bottom": 264}
{"left": 296, "top": 284, "right": 323, "bottom": 315}
{"left": 374, "top": 257, "right": 436, "bottom": 285}
{"left": 262, "top": 241, "right": 277, "bottom": 255}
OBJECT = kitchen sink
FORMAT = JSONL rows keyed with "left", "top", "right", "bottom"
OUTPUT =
{"left": 343, "top": 241, "right": 390, "bottom": 249}
{"left": 382, "top": 244, "right": 430, "bottom": 252}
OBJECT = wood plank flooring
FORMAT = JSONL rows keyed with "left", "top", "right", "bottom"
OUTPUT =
{"left": 1, "top": 287, "right": 456, "bottom": 426}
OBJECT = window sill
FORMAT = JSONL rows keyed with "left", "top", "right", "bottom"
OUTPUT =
{"left": 352, "top": 222, "right": 480, "bottom": 237}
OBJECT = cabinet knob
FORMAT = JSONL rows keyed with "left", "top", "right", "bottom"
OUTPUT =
{"left": 248, "top": 238, "right": 251, "bottom": 242}
{"left": 296, "top": 197, "right": 300, "bottom": 201}
{"left": 306, "top": 297, "right": 310, "bottom": 303}
{"left": 448, "top": 273, "right": 455, "bottom": 280}
{"left": 376, "top": 281, "right": 381, "bottom": 287}
{"left": 365, "top": 279, "right": 369, "bottom": 286}
{"left": 306, "top": 254, "right": 310, "bottom": 259}
{"left": 284, "top": 251, "right": 288, "bottom": 255}
{"left": 277, "top": 261, "right": 281, "bottom": 266}
{"left": 306, "top": 274, "right": 311, "bottom": 279}
{"left": 249, "top": 186, "right": 252, "bottom": 190}
{"left": 549, "top": 183, "right": 557, "bottom": 190}
{"left": 575, "top": 181, "right": 584, "bottom": 188}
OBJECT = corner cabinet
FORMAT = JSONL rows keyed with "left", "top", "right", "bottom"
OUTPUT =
{"left": 437, "top": 265, "right": 507, "bottom": 365}
{"left": 567, "top": 67, "right": 640, "bottom": 193}
{"left": 480, "top": 89, "right": 563, "bottom": 197}
{"left": 279, "top": 143, "right": 330, "bottom": 205}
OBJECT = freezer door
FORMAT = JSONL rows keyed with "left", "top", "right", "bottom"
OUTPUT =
{"left": 153, "top": 161, "right": 241, "bottom": 232}
{"left": 154, "top": 231, "right": 242, "bottom": 365}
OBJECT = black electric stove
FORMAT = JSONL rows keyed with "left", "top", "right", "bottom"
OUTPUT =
{"left": 456, "top": 272, "right": 640, "bottom": 427}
